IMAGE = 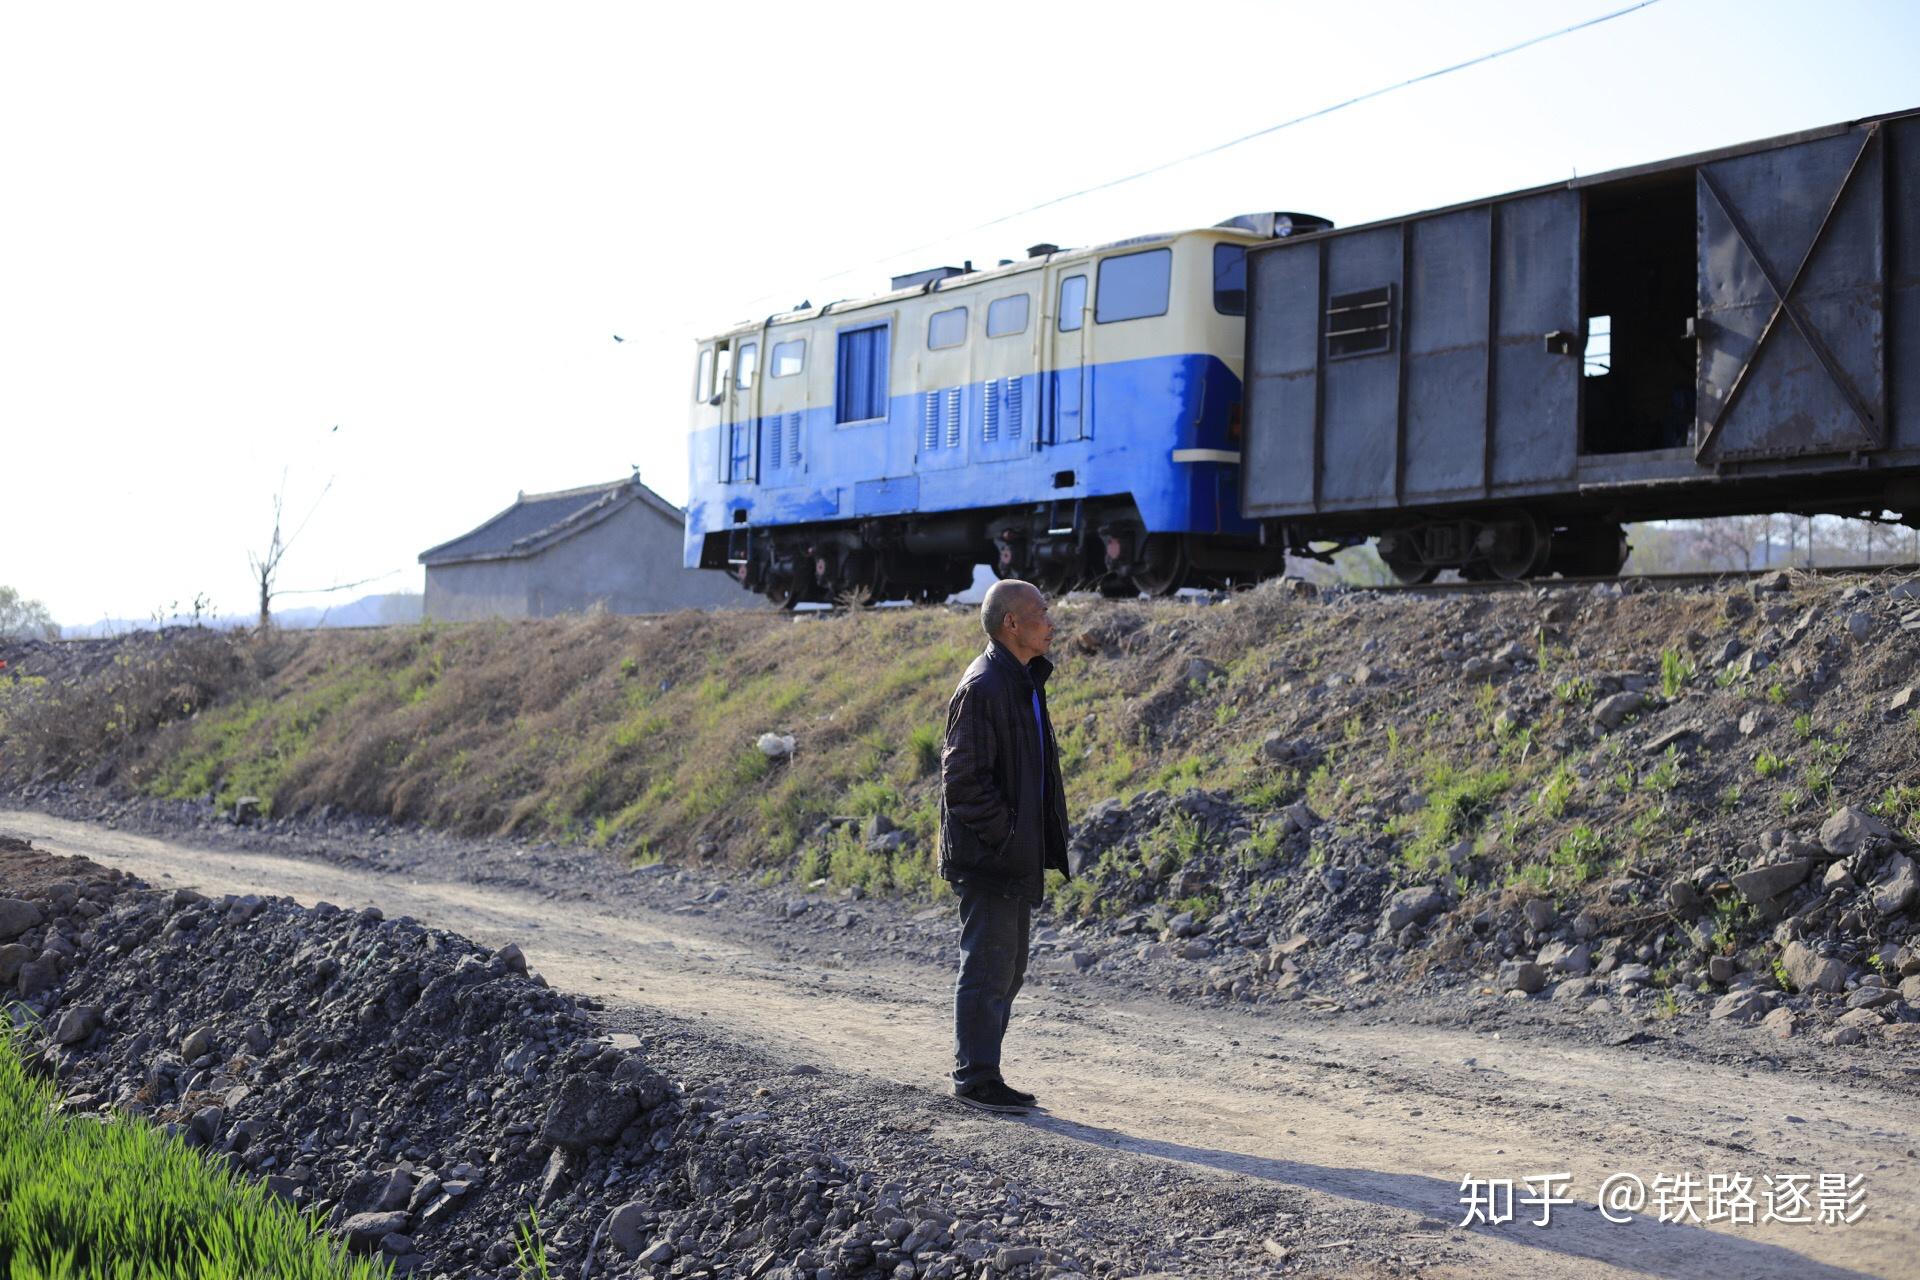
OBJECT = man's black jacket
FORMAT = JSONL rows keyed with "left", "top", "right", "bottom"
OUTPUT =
{"left": 938, "top": 639, "right": 1071, "bottom": 905}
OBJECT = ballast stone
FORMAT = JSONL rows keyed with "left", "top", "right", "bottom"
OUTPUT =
{"left": 1780, "top": 941, "right": 1847, "bottom": 993}
{"left": 1382, "top": 887, "right": 1447, "bottom": 933}
{"left": 0, "top": 898, "right": 42, "bottom": 942}
{"left": 1820, "top": 807, "right": 1892, "bottom": 858}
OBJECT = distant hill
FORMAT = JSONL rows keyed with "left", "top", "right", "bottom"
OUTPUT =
{"left": 62, "top": 593, "right": 423, "bottom": 638}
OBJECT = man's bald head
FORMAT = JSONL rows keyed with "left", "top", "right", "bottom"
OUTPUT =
{"left": 982, "top": 579, "right": 1040, "bottom": 642}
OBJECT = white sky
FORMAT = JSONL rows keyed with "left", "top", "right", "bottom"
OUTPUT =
{"left": 4, "top": 0, "right": 1916, "bottom": 626}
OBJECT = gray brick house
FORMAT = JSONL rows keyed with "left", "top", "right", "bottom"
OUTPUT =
{"left": 419, "top": 477, "right": 754, "bottom": 620}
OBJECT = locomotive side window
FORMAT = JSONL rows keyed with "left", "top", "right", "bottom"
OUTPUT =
{"left": 1325, "top": 286, "right": 1394, "bottom": 359}
{"left": 927, "top": 306, "right": 968, "bottom": 350}
{"left": 1095, "top": 248, "right": 1171, "bottom": 323}
{"left": 1057, "top": 275, "right": 1087, "bottom": 332}
{"left": 712, "top": 345, "right": 734, "bottom": 397}
{"left": 695, "top": 347, "right": 714, "bottom": 402}
{"left": 736, "top": 342, "right": 758, "bottom": 390}
{"left": 770, "top": 338, "right": 805, "bottom": 377}
{"left": 1212, "top": 245, "right": 1247, "bottom": 316}
{"left": 835, "top": 322, "right": 891, "bottom": 423}
{"left": 986, "top": 293, "right": 1029, "bottom": 337}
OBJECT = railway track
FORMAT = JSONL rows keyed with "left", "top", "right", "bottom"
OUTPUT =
{"left": 1344, "top": 560, "right": 1920, "bottom": 596}
{"left": 29, "top": 560, "right": 1920, "bottom": 647}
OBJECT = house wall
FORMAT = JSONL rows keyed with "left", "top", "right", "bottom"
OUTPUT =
{"left": 425, "top": 500, "right": 756, "bottom": 620}
{"left": 423, "top": 559, "right": 531, "bottom": 622}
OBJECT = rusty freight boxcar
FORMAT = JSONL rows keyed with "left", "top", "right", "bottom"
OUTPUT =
{"left": 1241, "top": 107, "right": 1920, "bottom": 582}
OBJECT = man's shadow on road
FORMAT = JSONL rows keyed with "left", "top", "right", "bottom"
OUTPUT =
{"left": 1000, "top": 1107, "right": 1881, "bottom": 1280}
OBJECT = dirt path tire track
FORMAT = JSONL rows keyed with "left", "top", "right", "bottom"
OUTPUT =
{"left": 6, "top": 810, "right": 1914, "bottom": 1280}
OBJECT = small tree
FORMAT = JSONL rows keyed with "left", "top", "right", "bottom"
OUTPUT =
{"left": 0, "top": 586, "right": 59, "bottom": 640}
{"left": 249, "top": 470, "right": 333, "bottom": 630}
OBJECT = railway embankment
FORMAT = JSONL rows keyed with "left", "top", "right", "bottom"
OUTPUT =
{"left": 4, "top": 569, "right": 1920, "bottom": 1053}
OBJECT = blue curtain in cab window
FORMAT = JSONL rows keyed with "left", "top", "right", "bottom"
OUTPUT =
{"left": 836, "top": 325, "right": 890, "bottom": 422}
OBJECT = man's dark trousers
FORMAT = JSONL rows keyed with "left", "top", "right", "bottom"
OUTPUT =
{"left": 953, "top": 881, "right": 1030, "bottom": 1091}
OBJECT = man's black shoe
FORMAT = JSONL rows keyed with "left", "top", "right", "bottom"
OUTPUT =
{"left": 954, "top": 1081, "right": 1030, "bottom": 1113}
{"left": 1002, "top": 1083, "right": 1037, "bottom": 1106}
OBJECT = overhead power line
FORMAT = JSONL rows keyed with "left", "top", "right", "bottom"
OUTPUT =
{"left": 735, "top": 0, "right": 1664, "bottom": 313}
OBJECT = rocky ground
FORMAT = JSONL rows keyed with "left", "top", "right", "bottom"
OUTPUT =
{"left": 3, "top": 831, "right": 1424, "bottom": 1279}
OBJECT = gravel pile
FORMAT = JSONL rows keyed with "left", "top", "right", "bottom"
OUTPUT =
{"left": 2, "top": 836, "right": 1099, "bottom": 1279}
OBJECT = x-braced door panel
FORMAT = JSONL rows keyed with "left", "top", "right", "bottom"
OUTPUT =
{"left": 1695, "top": 124, "right": 1886, "bottom": 463}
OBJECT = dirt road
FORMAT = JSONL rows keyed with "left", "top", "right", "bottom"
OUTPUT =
{"left": 7, "top": 808, "right": 1914, "bottom": 1280}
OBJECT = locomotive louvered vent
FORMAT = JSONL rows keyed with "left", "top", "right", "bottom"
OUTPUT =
{"left": 922, "top": 392, "right": 940, "bottom": 451}
{"left": 769, "top": 416, "right": 783, "bottom": 469}
{"left": 1007, "top": 379, "right": 1022, "bottom": 440}
{"left": 788, "top": 412, "right": 802, "bottom": 467}
{"left": 1326, "top": 285, "right": 1395, "bottom": 360}
{"left": 984, "top": 381, "right": 1000, "bottom": 442}
{"left": 944, "top": 387, "right": 961, "bottom": 447}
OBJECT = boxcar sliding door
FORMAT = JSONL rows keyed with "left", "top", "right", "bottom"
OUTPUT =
{"left": 1694, "top": 121, "right": 1887, "bottom": 462}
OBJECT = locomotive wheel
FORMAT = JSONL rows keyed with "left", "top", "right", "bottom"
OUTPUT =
{"left": 1130, "top": 534, "right": 1189, "bottom": 596}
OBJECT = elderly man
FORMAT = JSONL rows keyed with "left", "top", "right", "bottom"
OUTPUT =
{"left": 937, "top": 578, "right": 1071, "bottom": 1114}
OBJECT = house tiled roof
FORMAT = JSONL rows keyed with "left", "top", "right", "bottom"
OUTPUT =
{"left": 419, "top": 476, "right": 683, "bottom": 566}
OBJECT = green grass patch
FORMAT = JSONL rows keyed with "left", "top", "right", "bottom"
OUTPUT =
{"left": 1398, "top": 760, "right": 1512, "bottom": 872}
{"left": 0, "top": 1026, "right": 391, "bottom": 1278}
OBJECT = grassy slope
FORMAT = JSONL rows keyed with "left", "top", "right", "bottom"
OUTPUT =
{"left": 5, "top": 578, "right": 1918, "bottom": 929}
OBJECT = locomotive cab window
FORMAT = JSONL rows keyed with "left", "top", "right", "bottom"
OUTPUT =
{"left": 986, "top": 293, "right": 1029, "bottom": 337}
{"left": 927, "top": 306, "right": 968, "bottom": 350}
{"left": 834, "top": 322, "right": 891, "bottom": 424}
{"left": 1095, "top": 248, "right": 1171, "bottom": 323}
{"left": 770, "top": 338, "right": 805, "bottom": 377}
{"left": 1212, "top": 244, "right": 1247, "bottom": 316}
{"left": 1057, "top": 275, "right": 1087, "bottom": 332}
{"left": 694, "top": 347, "right": 714, "bottom": 402}
{"left": 1325, "top": 286, "right": 1394, "bottom": 359}
{"left": 736, "top": 342, "right": 758, "bottom": 389}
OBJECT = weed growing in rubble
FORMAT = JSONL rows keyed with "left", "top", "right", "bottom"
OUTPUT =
{"left": 1644, "top": 748, "right": 1683, "bottom": 794}
{"left": 1397, "top": 760, "right": 1511, "bottom": 872}
{"left": 1718, "top": 783, "right": 1742, "bottom": 812}
{"left": 0, "top": 1026, "right": 393, "bottom": 1279}
{"left": 1754, "top": 750, "right": 1789, "bottom": 779}
{"left": 1536, "top": 765, "right": 1577, "bottom": 819}
{"left": 1709, "top": 900, "right": 1750, "bottom": 953}
{"left": 1766, "top": 681, "right": 1790, "bottom": 705}
{"left": 1549, "top": 824, "right": 1605, "bottom": 884}
{"left": 1771, "top": 958, "right": 1795, "bottom": 993}
{"left": 1553, "top": 675, "right": 1595, "bottom": 705}
{"left": 1659, "top": 648, "right": 1695, "bottom": 699}
{"left": 1871, "top": 784, "right": 1920, "bottom": 839}
{"left": 514, "top": 1207, "right": 552, "bottom": 1279}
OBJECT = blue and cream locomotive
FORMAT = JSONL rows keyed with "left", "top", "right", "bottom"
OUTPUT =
{"left": 684, "top": 214, "right": 1330, "bottom": 604}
